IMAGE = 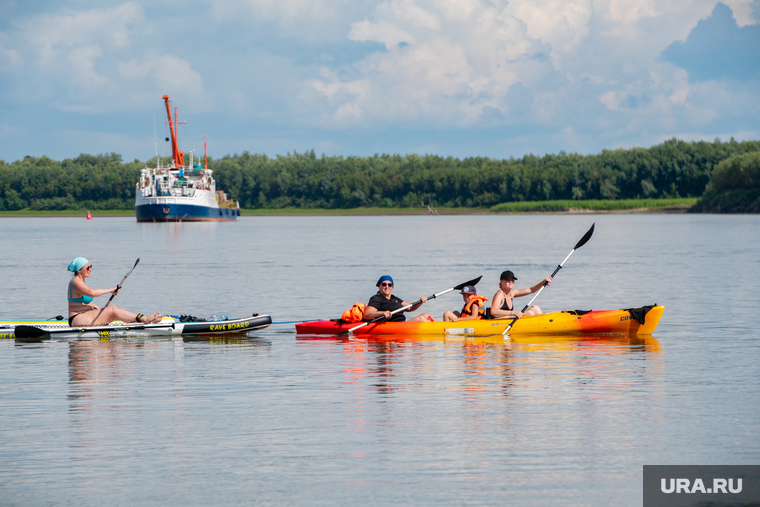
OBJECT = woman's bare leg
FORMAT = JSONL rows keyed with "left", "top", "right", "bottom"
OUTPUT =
{"left": 523, "top": 305, "right": 542, "bottom": 316}
{"left": 409, "top": 313, "right": 434, "bottom": 322}
{"left": 71, "top": 307, "right": 161, "bottom": 326}
{"left": 443, "top": 310, "right": 460, "bottom": 322}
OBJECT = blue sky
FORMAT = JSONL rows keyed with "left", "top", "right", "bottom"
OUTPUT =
{"left": 0, "top": 0, "right": 758, "bottom": 163}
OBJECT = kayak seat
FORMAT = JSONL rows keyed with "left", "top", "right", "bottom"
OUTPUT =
{"left": 564, "top": 309, "right": 593, "bottom": 316}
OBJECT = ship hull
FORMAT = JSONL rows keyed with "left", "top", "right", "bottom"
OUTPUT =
{"left": 135, "top": 203, "right": 239, "bottom": 222}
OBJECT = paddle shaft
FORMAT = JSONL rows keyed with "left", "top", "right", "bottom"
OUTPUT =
{"left": 103, "top": 258, "right": 140, "bottom": 309}
{"left": 345, "top": 276, "right": 482, "bottom": 335}
{"left": 501, "top": 224, "right": 595, "bottom": 336}
{"left": 346, "top": 289, "right": 447, "bottom": 335}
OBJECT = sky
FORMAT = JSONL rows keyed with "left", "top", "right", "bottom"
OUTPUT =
{"left": 0, "top": 0, "right": 759, "bottom": 163}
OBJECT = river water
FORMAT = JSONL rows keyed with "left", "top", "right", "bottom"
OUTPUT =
{"left": 0, "top": 214, "right": 758, "bottom": 506}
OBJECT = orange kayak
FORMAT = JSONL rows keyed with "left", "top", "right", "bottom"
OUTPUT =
{"left": 295, "top": 305, "right": 664, "bottom": 337}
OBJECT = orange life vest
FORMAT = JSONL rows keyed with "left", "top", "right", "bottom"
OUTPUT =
{"left": 341, "top": 302, "right": 366, "bottom": 323}
{"left": 461, "top": 296, "right": 489, "bottom": 319}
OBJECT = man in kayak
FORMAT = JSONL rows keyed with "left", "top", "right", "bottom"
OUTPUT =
{"left": 363, "top": 275, "right": 434, "bottom": 322}
{"left": 443, "top": 285, "right": 489, "bottom": 322}
{"left": 67, "top": 257, "right": 162, "bottom": 326}
{"left": 489, "top": 270, "right": 552, "bottom": 319}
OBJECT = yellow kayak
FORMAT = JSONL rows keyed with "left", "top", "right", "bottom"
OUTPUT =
{"left": 296, "top": 305, "right": 664, "bottom": 337}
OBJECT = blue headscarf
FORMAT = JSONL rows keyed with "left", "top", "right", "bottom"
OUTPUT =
{"left": 376, "top": 275, "right": 394, "bottom": 287}
{"left": 68, "top": 257, "right": 89, "bottom": 274}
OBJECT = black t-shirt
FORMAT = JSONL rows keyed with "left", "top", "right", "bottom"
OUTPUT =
{"left": 367, "top": 293, "right": 406, "bottom": 322}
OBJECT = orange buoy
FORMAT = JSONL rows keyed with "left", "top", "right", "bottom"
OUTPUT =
{"left": 86, "top": 211, "right": 92, "bottom": 220}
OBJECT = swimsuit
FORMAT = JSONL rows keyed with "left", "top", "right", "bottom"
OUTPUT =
{"left": 68, "top": 280, "right": 94, "bottom": 304}
{"left": 68, "top": 279, "right": 94, "bottom": 326}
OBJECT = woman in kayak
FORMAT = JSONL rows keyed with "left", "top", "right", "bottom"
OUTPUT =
{"left": 443, "top": 285, "right": 489, "bottom": 322}
{"left": 67, "top": 257, "right": 161, "bottom": 327}
{"left": 489, "top": 270, "right": 552, "bottom": 319}
{"left": 363, "top": 275, "right": 434, "bottom": 322}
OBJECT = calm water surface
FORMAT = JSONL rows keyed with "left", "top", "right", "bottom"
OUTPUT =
{"left": 1, "top": 214, "right": 759, "bottom": 506}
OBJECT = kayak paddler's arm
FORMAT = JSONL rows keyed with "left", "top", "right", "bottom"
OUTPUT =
{"left": 530, "top": 276, "right": 552, "bottom": 293}
{"left": 402, "top": 296, "right": 427, "bottom": 312}
{"left": 71, "top": 279, "right": 119, "bottom": 298}
{"left": 362, "top": 305, "right": 390, "bottom": 320}
{"left": 516, "top": 276, "right": 552, "bottom": 297}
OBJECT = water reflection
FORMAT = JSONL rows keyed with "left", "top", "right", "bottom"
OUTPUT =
{"left": 67, "top": 341, "right": 157, "bottom": 412}
{"left": 297, "top": 334, "right": 663, "bottom": 403}
{"left": 66, "top": 336, "right": 271, "bottom": 414}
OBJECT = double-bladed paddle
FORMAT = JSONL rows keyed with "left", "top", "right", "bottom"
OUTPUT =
{"left": 343, "top": 276, "right": 483, "bottom": 336}
{"left": 501, "top": 223, "right": 595, "bottom": 336}
{"left": 103, "top": 258, "right": 140, "bottom": 309}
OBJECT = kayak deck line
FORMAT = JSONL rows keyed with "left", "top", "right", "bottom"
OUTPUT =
{"left": 295, "top": 305, "right": 664, "bottom": 337}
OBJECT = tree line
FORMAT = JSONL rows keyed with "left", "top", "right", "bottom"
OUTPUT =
{"left": 694, "top": 151, "right": 760, "bottom": 212}
{"left": 1, "top": 138, "right": 759, "bottom": 211}
{"left": 0, "top": 153, "right": 141, "bottom": 210}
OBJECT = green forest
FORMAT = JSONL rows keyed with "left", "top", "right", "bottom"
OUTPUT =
{"left": 1, "top": 138, "right": 759, "bottom": 212}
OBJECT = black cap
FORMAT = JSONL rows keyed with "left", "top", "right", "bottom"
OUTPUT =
{"left": 500, "top": 270, "right": 518, "bottom": 281}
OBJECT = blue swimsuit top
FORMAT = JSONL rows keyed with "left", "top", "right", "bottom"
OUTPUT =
{"left": 68, "top": 279, "right": 94, "bottom": 304}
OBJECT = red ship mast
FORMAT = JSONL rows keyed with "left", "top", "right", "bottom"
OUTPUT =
{"left": 162, "top": 95, "right": 185, "bottom": 169}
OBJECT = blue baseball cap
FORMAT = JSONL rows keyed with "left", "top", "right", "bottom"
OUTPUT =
{"left": 68, "top": 257, "right": 89, "bottom": 274}
{"left": 376, "top": 275, "right": 394, "bottom": 287}
{"left": 459, "top": 285, "right": 477, "bottom": 295}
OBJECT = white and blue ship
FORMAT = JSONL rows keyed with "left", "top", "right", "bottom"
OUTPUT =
{"left": 135, "top": 95, "right": 239, "bottom": 222}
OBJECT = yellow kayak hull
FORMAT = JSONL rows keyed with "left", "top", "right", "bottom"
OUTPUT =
{"left": 296, "top": 305, "right": 665, "bottom": 337}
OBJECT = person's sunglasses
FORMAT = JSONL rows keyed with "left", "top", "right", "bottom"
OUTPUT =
{"left": 85, "top": 265, "right": 93, "bottom": 271}
{"left": 380, "top": 282, "right": 393, "bottom": 287}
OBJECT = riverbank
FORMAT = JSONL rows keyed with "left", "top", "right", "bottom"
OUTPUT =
{"left": 0, "top": 198, "right": 698, "bottom": 217}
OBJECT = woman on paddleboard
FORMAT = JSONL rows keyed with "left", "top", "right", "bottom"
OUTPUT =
{"left": 489, "top": 270, "right": 552, "bottom": 319}
{"left": 363, "top": 275, "right": 434, "bottom": 323}
{"left": 67, "top": 257, "right": 161, "bottom": 327}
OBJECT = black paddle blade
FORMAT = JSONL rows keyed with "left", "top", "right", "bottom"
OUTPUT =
{"left": 14, "top": 325, "right": 48, "bottom": 339}
{"left": 573, "top": 223, "right": 595, "bottom": 250}
{"left": 127, "top": 258, "right": 140, "bottom": 275}
{"left": 453, "top": 276, "right": 482, "bottom": 291}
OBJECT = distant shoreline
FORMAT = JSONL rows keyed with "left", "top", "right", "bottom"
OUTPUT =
{"left": 0, "top": 203, "right": 697, "bottom": 217}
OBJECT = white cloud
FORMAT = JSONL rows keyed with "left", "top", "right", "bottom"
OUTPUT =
{"left": 0, "top": 33, "right": 23, "bottom": 69}
{"left": 503, "top": 0, "right": 592, "bottom": 58}
{"left": 0, "top": 0, "right": 758, "bottom": 162}
{"left": 669, "top": 86, "right": 689, "bottom": 105}
{"left": 349, "top": 20, "right": 416, "bottom": 48}
{"left": 721, "top": 0, "right": 758, "bottom": 25}
{"left": 211, "top": 0, "right": 333, "bottom": 20}
{"left": 0, "top": 124, "right": 13, "bottom": 139}
{"left": 0, "top": 47, "right": 22, "bottom": 68}
{"left": 378, "top": 0, "right": 442, "bottom": 30}
{"left": 208, "top": 0, "right": 366, "bottom": 38}
{"left": 599, "top": 91, "right": 622, "bottom": 110}
{"left": 4, "top": 2, "right": 145, "bottom": 102}
{"left": 312, "top": 0, "right": 554, "bottom": 127}
{"left": 118, "top": 53, "right": 208, "bottom": 106}
{"left": 26, "top": 2, "right": 143, "bottom": 61}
